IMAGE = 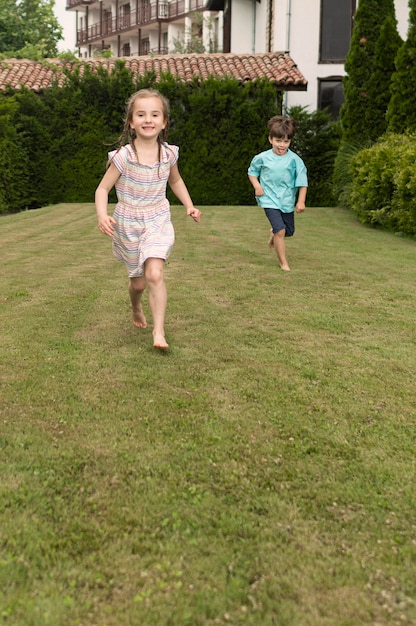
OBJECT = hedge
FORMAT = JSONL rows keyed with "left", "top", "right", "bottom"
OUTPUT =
{"left": 0, "top": 60, "right": 339, "bottom": 213}
{"left": 346, "top": 133, "right": 416, "bottom": 235}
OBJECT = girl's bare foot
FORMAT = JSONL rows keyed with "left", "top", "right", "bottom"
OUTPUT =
{"left": 280, "top": 264, "right": 291, "bottom": 272}
{"left": 153, "top": 333, "right": 169, "bottom": 350}
{"left": 132, "top": 306, "right": 147, "bottom": 328}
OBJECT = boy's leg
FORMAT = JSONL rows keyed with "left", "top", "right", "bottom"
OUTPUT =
{"left": 264, "top": 209, "right": 291, "bottom": 271}
{"left": 129, "top": 276, "right": 147, "bottom": 328}
{"left": 144, "top": 257, "right": 169, "bottom": 349}
{"left": 273, "top": 229, "right": 290, "bottom": 271}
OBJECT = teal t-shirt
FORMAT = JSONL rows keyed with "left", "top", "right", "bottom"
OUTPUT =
{"left": 247, "top": 148, "right": 308, "bottom": 212}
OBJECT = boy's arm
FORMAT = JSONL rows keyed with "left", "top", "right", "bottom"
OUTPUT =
{"left": 295, "top": 186, "right": 307, "bottom": 213}
{"left": 248, "top": 174, "right": 264, "bottom": 197}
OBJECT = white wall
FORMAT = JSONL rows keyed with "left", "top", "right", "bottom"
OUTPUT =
{"left": 231, "top": 0, "right": 258, "bottom": 53}
{"left": 285, "top": 0, "right": 410, "bottom": 111}
{"left": 54, "top": 0, "right": 77, "bottom": 53}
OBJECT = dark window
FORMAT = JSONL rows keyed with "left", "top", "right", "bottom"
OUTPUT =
{"left": 140, "top": 38, "right": 150, "bottom": 55}
{"left": 320, "top": 0, "right": 355, "bottom": 62}
{"left": 318, "top": 78, "right": 345, "bottom": 119}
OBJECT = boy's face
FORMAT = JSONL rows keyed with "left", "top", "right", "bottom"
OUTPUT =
{"left": 269, "top": 135, "right": 291, "bottom": 156}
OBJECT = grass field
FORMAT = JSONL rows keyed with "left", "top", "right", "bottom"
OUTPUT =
{"left": 1, "top": 203, "right": 415, "bottom": 626}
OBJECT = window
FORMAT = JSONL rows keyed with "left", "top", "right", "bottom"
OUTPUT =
{"left": 318, "top": 78, "right": 345, "bottom": 119}
{"left": 158, "top": 2, "right": 168, "bottom": 18}
{"left": 120, "top": 4, "right": 131, "bottom": 28}
{"left": 103, "top": 10, "right": 112, "bottom": 36}
{"left": 162, "top": 31, "right": 168, "bottom": 54}
{"left": 320, "top": 0, "right": 355, "bottom": 62}
{"left": 141, "top": 38, "right": 150, "bottom": 55}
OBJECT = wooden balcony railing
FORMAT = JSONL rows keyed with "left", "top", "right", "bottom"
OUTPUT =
{"left": 75, "top": 0, "right": 206, "bottom": 46}
{"left": 67, "top": 0, "right": 94, "bottom": 8}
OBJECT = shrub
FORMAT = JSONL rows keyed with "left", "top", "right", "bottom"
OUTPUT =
{"left": 346, "top": 134, "right": 416, "bottom": 235}
{"left": 286, "top": 105, "right": 341, "bottom": 207}
{"left": 0, "top": 95, "right": 30, "bottom": 213}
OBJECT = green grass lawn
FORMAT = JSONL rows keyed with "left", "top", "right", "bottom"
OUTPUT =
{"left": 1, "top": 204, "right": 415, "bottom": 626}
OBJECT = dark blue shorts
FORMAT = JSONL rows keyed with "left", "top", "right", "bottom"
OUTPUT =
{"left": 264, "top": 208, "right": 295, "bottom": 237}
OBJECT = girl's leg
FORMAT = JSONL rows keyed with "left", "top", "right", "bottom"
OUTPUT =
{"left": 129, "top": 276, "right": 148, "bottom": 328}
{"left": 144, "top": 258, "right": 169, "bottom": 349}
{"left": 273, "top": 229, "right": 290, "bottom": 271}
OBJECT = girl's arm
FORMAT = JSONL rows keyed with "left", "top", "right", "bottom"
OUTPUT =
{"left": 168, "top": 163, "right": 201, "bottom": 222}
{"left": 95, "top": 163, "right": 121, "bottom": 236}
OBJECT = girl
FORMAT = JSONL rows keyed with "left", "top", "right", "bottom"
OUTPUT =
{"left": 95, "top": 89, "right": 201, "bottom": 350}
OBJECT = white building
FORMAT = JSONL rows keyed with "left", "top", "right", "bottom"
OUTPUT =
{"left": 224, "top": 0, "right": 410, "bottom": 114}
{"left": 64, "top": 0, "right": 410, "bottom": 114}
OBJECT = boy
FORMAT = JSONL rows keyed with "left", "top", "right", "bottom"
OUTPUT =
{"left": 248, "top": 115, "right": 308, "bottom": 271}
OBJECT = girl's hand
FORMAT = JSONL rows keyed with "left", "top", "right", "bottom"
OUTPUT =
{"left": 98, "top": 215, "right": 117, "bottom": 236}
{"left": 187, "top": 207, "right": 201, "bottom": 222}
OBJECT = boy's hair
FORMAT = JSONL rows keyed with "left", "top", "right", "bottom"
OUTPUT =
{"left": 268, "top": 115, "right": 297, "bottom": 140}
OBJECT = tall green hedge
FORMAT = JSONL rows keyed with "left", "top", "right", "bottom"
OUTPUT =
{"left": 0, "top": 60, "right": 338, "bottom": 213}
{"left": 0, "top": 97, "right": 29, "bottom": 212}
{"left": 1, "top": 64, "right": 283, "bottom": 212}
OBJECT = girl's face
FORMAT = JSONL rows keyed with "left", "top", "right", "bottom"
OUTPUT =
{"left": 130, "top": 96, "right": 167, "bottom": 141}
{"left": 269, "top": 135, "right": 291, "bottom": 156}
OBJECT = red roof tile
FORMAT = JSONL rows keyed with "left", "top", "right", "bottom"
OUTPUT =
{"left": 0, "top": 52, "right": 307, "bottom": 93}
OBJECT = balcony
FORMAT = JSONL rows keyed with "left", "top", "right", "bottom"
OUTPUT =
{"left": 67, "top": 0, "right": 94, "bottom": 7}
{"left": 75, "top": 0, "right": 206, "bottom": 46}
{"left": 68, "top": 0, "right": 204, "bottom": 14}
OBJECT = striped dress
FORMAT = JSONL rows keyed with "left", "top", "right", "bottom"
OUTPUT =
{"left": 109, "top": 142, "right": 178, "bottom": 277}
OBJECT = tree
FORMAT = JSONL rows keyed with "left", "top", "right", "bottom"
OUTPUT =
{"left": 0, "top": 0, "right": 62, "bottom": 59}
{"left": 340, "top": 0, "right": 400, "bottom": 144}
{"left": 365, "top": 14, "right": 402, "bottom": 139}
{"left": 387, "top": 0, "right": 416, "bottom": 132}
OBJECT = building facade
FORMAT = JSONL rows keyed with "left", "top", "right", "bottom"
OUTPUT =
{"left": 66, "top": 0, "right": 222, "bottom": 58}
{"left": 66, "top": 0, "right": 409, "bottom": 114}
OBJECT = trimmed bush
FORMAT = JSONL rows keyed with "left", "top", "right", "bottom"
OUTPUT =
{"left": 346, "top": 134, "right": 416, "bottom": 235}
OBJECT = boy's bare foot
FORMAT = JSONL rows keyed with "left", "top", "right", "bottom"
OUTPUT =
{"left": 132, "top": 306, "right": 147, "bottom": 328}
{"left": 153, "top": 333, "right": 169, "bottom": 350}
{"left": 267, "top": 229, "right": 274, "bottom": 249}
{"left": 280, "top": 264, "right": 291, "bottom": 272}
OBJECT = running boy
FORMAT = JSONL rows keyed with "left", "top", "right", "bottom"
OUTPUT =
{"left": 248, "top": 115, "right": 308, "bottom": 271}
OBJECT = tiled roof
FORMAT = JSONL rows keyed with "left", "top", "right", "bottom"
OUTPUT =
{"left": 0, "top": 52, "right": 307, "bottom": 93}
